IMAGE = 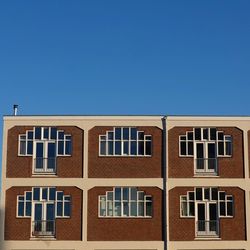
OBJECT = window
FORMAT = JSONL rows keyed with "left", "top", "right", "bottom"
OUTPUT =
{"left": 99, "top": 187, "right": 153, "bottom": 217}
{"left": 179, "top": 128, "right": 232, "bottom": 157}
{"left": 17, "top": 187, "right": 71, "bottom": 219}
{"left": 99, "top": 127, "right": 152, "bottom": 156}
{"left": 180, "top": 187, "right": 233, "bottom": 218}
{"left": 18, "top": 127, "right": 72, "bottom": 157}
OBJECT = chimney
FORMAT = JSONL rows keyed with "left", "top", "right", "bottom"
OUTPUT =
{"left": 13, "top": 104, "right": 18, "bottom": 116}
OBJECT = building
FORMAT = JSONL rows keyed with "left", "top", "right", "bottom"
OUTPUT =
{"left": 0, "top": 115, "right": 249, "bottom": 250}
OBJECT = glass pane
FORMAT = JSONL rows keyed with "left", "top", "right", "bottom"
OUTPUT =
{"left": 43, "top": 128, "right": 49, "bottom": 139}
{"left": 226, "top": 141, "right": 232, "bottom": 155}
{"left": 36, "top": 143, "right": 44, "bottom": 158}
{"left": 196, "top": 188, "right": 202, "bottom": 200}
{"left": 115, "top": 128, "right": 121, "bottom": 140}
{"left": 47, "top": 204, "right": 55, "bottom": 220}
{"left": 219, "top": 192, "right": 225, "bottom": 200}
{"left": 64, "top": 202, "right": 70, "bottom": 217}
{"left": 123, "top": 128, "right": 129, "bottom": 140}
{"left": 130, "top": 201, "right": 137, "bottom": 216}
{"left": 58, "top": 131, "right": 64, "bottom": 140}
{"left": 48, "top": 143, "right": 56, "bottom": 158}
{"left": 57, "top": 201, "right": 63, "bottom": 216}
{"left": 115, "top": 141, "right": 121, "bottom": 155}
{"left": 100, "top": 141, "right": 106, "bottom": 155}
{"left": 49, "top": 188, "right": 56, "bottom": 201}
{"left": 219, "top": 202, "right": 226, "bottom": 216}
{"left": 33, "top": 188, "right": 40, "bottom": 201}
{"left": 208, "top": 143, "right": 216, "bottom": 158}
{"left": 108, "top": 141, "right": 113, "bottom": 155}
{"left": 34, "top": 204, "right": 42, "bottom": 220}
{"left": 25, "top": 201, "right": 31, "bottom": 216}
{"left": 123, "top": 188, "right": 129, "bottom": 200}
{"left": 138, "top": 191, "right": 144, "bottom": 201}
{"left": 189, "top": 201, "right": 195, "bottom": 216}
{"left": 181, "top": 201, "right": 187, "bottom": 216}
{"left": 114, "top": 202, "right": 121, "bottom": 216}
{"left": 227, "top": 202, "right": 233, "bottom": 216}
{"left": 108, "top": 131, "right": 113, "bottom": 140}
{"left": 65, "top": 140, "right": 72, "bottom": 155}
{"left": 99, "top": 197, "right": 106, "bottom": 216}
{"left": 27, "top": 141, "right": 33, "bottom": 154}
{"left": 50, "top": 127, "right": 57, "bottom": 139}
{"left": 130, "top": 141, "right": 137, "bottom": 155}
{"left": 123, "top": 141, "right": 129, "bottom": 155}
{"left": 20, "top": 140, "right": 26, "bottom": 155}
{"left": 115, "top": 188, "right": 121, "bottom": 200}
{"left": 187, "top": 132, "right": 193, "bottom": 140}
{"left": 146, "top": 202, "right": 152, "bottom": 216}
{"left": 209, "top": 203, "right": 217, "bottom": 220}
{"left": 196, "top": 144, "right": 204, "bottom": 158}
{"left": 26, "top": 192, "right": 32, "bottom": 201}
{"left": 138, "top": 141, "right": 144, "bottom": 155}
{"left": 204, "top": 188, "right": 210, "bottom": 200}
{"left": 42, "top": 188, "right": 48, "bottom": 200}
{"left": 27, "top": 131, "right": 33, "bottom": 140}
{"left": 203, "top": 128, "right": 208, "bottom": 140}
{"left": 56, "top": 191, "right": 63, "bottom": 201}
{"left": 210, "top": 128, "right": 216, "bottom": 140}
{"left": 218, "top": 132, "right": 224, "bottom": 140}
{"left": 123, "top": 202, "right": 129, "bottom": 216}
{"left": 107, "top": 201, "right": 113, "bottom": 216}
{"left": 131, "top": 128, "right": 137, "bottom": 140}
{"left": 212, "top": 188, "right": 218, "bottom": 200}
{"left": 146, "top": 141, "right": 152, "bottom": 155}
{"left": 131, "top": 188, "right": 137, "bottom": 201}
{"left": 188, "top": 142, "right": 193, "bottom": 155}
{"left": 188, "top": 192, "right": 194, "bottom": 200}
{"left": 35, "top": 127, "right": 41, "bottom": 140}
{"left": 138, "top": 202, "right": 144, "bottom": 216}
{"left": 107, "top": 191, "right": 113, "bottom": 201}
{"left": 18, "top": 201, "right": 24, "bottom": 216}
{"left": 180, "top": 141, "right": 186, "bottom": 155}
{"left": 194, "top": 128, "right": 201, "bottom": 140}
{"left": 58, "top": 141, "right": 64, "bottom": 155}
{"left": 138, "top": 132, "right": 144, "bottom": 140}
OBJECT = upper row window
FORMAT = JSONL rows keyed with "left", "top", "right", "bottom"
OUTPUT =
{"left": 18, "top": 127, "right": 72, "bottom": 156}
{"left": 179, "top": 128, "right": 232, "bottom": 157}
{"left": 99, "top": 127, "right": 152, "bottom": 156}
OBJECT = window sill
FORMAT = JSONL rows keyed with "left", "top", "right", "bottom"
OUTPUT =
{"left": 195, "top": 236, "right": 221, "bottom": 240}
{"left": 30, "top": 236, "right": 56, "bottom": 241}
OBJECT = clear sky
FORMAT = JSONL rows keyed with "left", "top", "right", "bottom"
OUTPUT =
{"left": 0, "top": 0, "right": 250, "bottom": 178}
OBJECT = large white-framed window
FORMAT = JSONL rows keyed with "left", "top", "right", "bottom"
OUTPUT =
{"left": 99, "top": 127, "right": 152, "bottom": 156}
{"left": 99, "top": 187, "right": 153, "bottom": 218}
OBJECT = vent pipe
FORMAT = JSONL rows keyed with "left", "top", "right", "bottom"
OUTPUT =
{"left": 13, "top": 104, "right": 18, "bottom": 116}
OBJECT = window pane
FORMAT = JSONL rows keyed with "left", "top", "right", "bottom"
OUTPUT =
{"left": 50, "top": 127, "right": 57, "bottom": 139}
{"left": 20, "top": 140, "right": 26, "bottom": 155}
{"left": 204, "top": 188, "right": 210, "bottom": 200}
{"left": 49, "top": 188, "right": 56, "bottom": 201}
{"left": 131, "top": 188, "right": 137, "bottom": 201}
{"left": 130, "top": 202, "right": 137, "bottom": 216}
{"left": 99, "top": 197, "right": 106, "bottom": 216}
{"left": 65, "top": 140, "right": 72, "bottom": 155}
{"left": 189, "top": 202, "right": 195, "bottom": 216}
{"left": 43, "top": 128, "right": 49, "bottom": 139}
{"left": 114, "top": 202, "right": 121, "bottom": 216}
{"left": 27, "top": 141, "right": 33, "bottom": 154}
{"left": 210, "top": 128, "right": 216, "bottom": 140}
{"left": 226, "top": 141, "right": 232, "bottom": 155}
{"left": 58, "top": 141, "right": 64, "bottom": 155}
{"left": 138, "top": 132, "right": 144, "bottom": 140}
{"left": 123, "top": 128, "right": 129, "bottom": 140}
{"left": 42, "top": 188, "right": 48, "bottom": 200}
{"left": 58, "top": 131, "right": 64, "bottom": 140}
{"left": 100, "top": 141, "right": 106, "bottom": 155}
{"left": 146, "top": 141, "right": 152, "bottom": 155}
{"left": 26, "top": 192, "right": 32, "bottom": 201}
{"left": 64, "top": 202, "right": 70, "bottom": 216}
{"left": 18, "top": 201, "right": 24, "bottom": 216}
{"left": 123, "top": 188, "right": 129, "bottom": 200}
{"left": 56, "top": 191, "right": 63, "bottom": 201}
{"left": 48, "top": 143, "right": 56, "bottom": 158}
{"left": 187, "top": 142, "right": 193, "bottom": 155}
{"left": 35, "top": 127, "right": 41, "bottom": 140}
{"left": 115, "top": 141, "right": 121, "bottom": 155}
{"left": 196, "top": 188, "right": 202, "bottom": 200}
{"left": 115, "top": 128, "right": 121, "bottom": 140}
{"left": 25, "top": 201, "right": 32, "bottom": 216}
{"left": 218, "top": 132, "right": 224, "bottom": 140}
{"left": 194, "top": 128, "right": 201, "bottom": 140}
{"left": 203, "top": 128, "right": 208, "bottom": 140}
{"left": 138, "top": 202, "right": 144, "bottom": 216}
{"left": 33, "top": 188, "right": 40, "bottom": 201}
{"left": 146, "top": 202, "right": 152, "bottom": 216}
{"left": 108, "top": 141, "right": 113, "bottom": 155}
{"left": 123, "top": 141, "right": 129, "bottom": 155}
{"left": 187, "top": 132, "right": 193, "bottom": 140}
{"left": 188, "top": 192, "right": 194, "bottom": 200}
{"left": 57, "top": 201, "right": 63, "bottom": 216}
{"left": 130, "top": 141, "right": 137, "bottom": 155}
{"left": 219, "top": 192, "right": 226, "bottom": 200}
{"left": 212, "top": 188, "right": 218, "bottom": 200}
{"left": 27, "top": 131, "right": 33, "bottom": 140}
{"left": 180, "top": 141, "right": 186, "bottom": 155}
{"left": 108, "top": 131, "right": 113, "bottom": 140}
{"left": 123, "top": 202, "right": 129, "bottom": 216}
{"left": 107, "top": 191, "right": 113, "bottom": 201}
{"left": 181, "top": 201, "right": 187, "bottom": 216}
{"left": 227, "top": 202, "right": 233, "bottom": 216}
{"left": 131, "top": 128, "right": 137, "bottom": 140}
{"left": 138, "top": 141, "right": 144, "bottom": 155}
{"left": 220, "top": 202, "right": 226, "bottom": 216}
{"left": 115, "top": 188, "right": 121, "bottom": 200}
{"left": 138, "top": 192, "right": 144, "bottom": 201}
{"left": 107, "top": 201, "right": 113, "bottom": 216}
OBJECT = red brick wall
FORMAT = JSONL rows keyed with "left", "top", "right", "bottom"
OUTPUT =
{"left": 169, "top": 187, "right": 246, "bottom": 241}
{"left": 6, "top": 126, "right": 84, "bottom": 178}
{"left": 87, "top": 186, "right": 163, "bottom": 241}
{"left": 5, "top": 186, "right": 82, "bottom": 241}
{"left": 88, "top": 126, "right": 162, "bottom": 178}
{"left": 168, "top": 127, "right": 244, "bottom": 178}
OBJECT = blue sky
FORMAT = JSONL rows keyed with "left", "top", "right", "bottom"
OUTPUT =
{"left": 0, "top": 0, "right": 250, "bottom": 178}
